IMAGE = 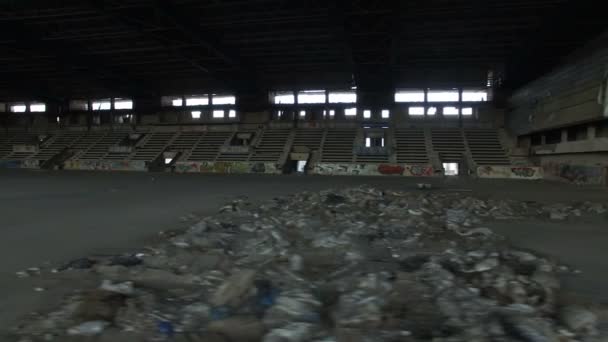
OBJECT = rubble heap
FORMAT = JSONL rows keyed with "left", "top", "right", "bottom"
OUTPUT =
{"left": 13, "top": 187, "right": 607, "bottom": 341}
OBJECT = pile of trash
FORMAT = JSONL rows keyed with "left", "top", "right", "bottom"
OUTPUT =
{"left": 12, "top": 187, "right": 607, "bottom": 341}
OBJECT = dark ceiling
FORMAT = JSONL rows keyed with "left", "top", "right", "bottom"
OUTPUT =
{"left": 0, "top": 0, "right": 605, "bottom": 101}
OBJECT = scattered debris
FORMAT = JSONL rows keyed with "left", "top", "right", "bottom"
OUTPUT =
{"left": 11, "top": 187, "right": 608, "bottom": 341}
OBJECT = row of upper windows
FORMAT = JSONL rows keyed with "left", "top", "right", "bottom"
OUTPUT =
{"left": 0, "top": 102, "right": 46, "bottom": 113}
{"left": 271, "top": 89, "right": 488, "bottom": 105}
{"left": 277, "top": 106, "right": 475, "bottom": 119}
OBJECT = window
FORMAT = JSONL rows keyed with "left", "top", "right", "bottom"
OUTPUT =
{"left": 395, "top": 90, "right": 424, "bottom": 102}
{"left": 56, "top": 116, "right": 61, "bottom": 123}
{"left": 363, "top": 110, "right": 371, "bottom": 119}
{"left": 212, "top": 110, "right": 224, "bottom": 118}
{"left": 161, "top": 96, "right": 182, "bottom": 107}
{"left": 228, "top": 110, "right": 236, "bottom": 118}
{"left": 408, "top": 107, "right": 425, "bottom": 116}
{"left": 172, "top": 99, "right": 183, "bottom": 106}
{"left": 381, "top": 109, "right": 390, "bottom": 119}
{"left": 92, "top": 100, "right": 111, "bottom": 111}
{"left": 443, "top": 107, "right": 459, "bottom": 115}
{"left": 273, "top": 92, "right": 295, "bottom": 104}
{"left": 462, "top": 107, "right": 473, "bottom": 116}
{"left": 299, "top": 110, "right": 306, "bottom": 117}
{"left": 212, "top": 95, "right": 236, "bottom": 105}
{"left": 191, "top": 111, "right": 201, "bottom": 119}
{"left": 462, "top": 90, "right": 487, "bottom": 102}
{"left": 277, "top": 110, "right": 284, "bottom": 118}
{"left": 30, "top": 103, "right": 46, "bottom": 112}
{"left": 328, "top": 91, "right": 356, "bottom": 103}
{"left": 428, "top": 90, "right": 459, "bottom": 102}
{"left": 323, "top": 109, "right": 335, "bottom": 118}
{"left": 345, "top": 107, "right": 357, "bottom": 116}
{"left": 443, "top": 163, "right": 458, "bottom": 176}
{"left": 365, "top": 137, "right": 371, "bottom": 147}
{"left": 297, "top": 90, "right": 326, "bottom": 104}
{"left": 69, "top": 100, "right": 88, "bottom": 111}
{"left": 114, "top": 99, "right": 133, "bottom": 110}
{"left": 186, "top": 95, "right": 209, "bottom": 106}
{"left": 427, "top": 107, "right": 437, "bottom": 115}
{"left": 11, "top": 104, "right": 27, "bottom": 113}
{"left": 297, "top": 160, "right": 307, "bottom": 173}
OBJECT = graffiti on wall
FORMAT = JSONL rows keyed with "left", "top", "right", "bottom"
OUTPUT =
{"left": 174, "top": 161, "right": 281, "bottom": 174}
{"left": 477, "top": 165, "right": 543, "bottom": 180}
{"left": 542, "top": 163, "right": 607, "bottom": 185}
{"left": 0, "top": 159, "right": 40, "bottom": 169}
{"left": 313, "top": 163, "right": 434, "bottom": 176}
{"left": 64, "top": 159, "right": 146, "bottom": 171}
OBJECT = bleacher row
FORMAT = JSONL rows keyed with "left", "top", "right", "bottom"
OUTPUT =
{"left": 0, "top": 127, "right": 511, "bottom": 169}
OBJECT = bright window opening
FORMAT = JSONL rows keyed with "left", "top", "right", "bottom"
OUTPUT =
{"left": 365, "top": 137, "right": 371, "bottom": 147}
{"left": 443, "top": 162, "right": 459, "bottom": 176}
{"left": 56, "top": 116, "right": 61, "bottom": 123}
{"left": 212, "top": 95, "right": 236, "bottom": 105}
{"left": 212, "top": 110, "right": 224, "bottom": 118}
{"left": 297, "top": 90, "right": 326, "bottom": 104}
{"left": 273, "top": 92, "right": 295, "bottom": 104}
{"left": 299, "top": 110, "right": 306, "bottom": 117}
{"left": 381, "top": 109, "right": 390, "bottom": 119}
{"left": 69, "top": 100, "right": 88, "bottom": 111}
{"left": 462, "top": 91, "right": 487, "bottom": 102}
{"left": 114, "top": 99, "right": 133, "bottom": 110}
{"left": 428, "top": 90, "right": 459, "bottom": 102}
{"left": 323, "top": 109, "right": 335, "bottom": 117}
{"left": 172, "top": 99, "right": 183, "bottom": 106}
{"left": 297, "top": 160, "right": 307, "bottom": 173}
{"left": 11, "top": 104, "right": 27, "bottom": 113}
{"left": 30, "top": 103, "right": 46, "bottom": 112}
{"left": 363, "top": 110, "right": 371, "bottom": 119}
{"left": 228, "top": 110, "right": 236, "bottom": 118}
{"left": 328, "top": 91, "right": 356, "bottom": 103}
{"left": 92, "top": 101, "right": 111, "bottom": 111}
{"left": 408, "top": 107, "right": 425, "bottom": 116}
{"left": 186, "top": 96, "right": 209, "bottom": 106}
{"left": 462, "top": 107, "right": 473, "bottom": 116}
{"left": 191, "top": 111, "right": 201, "bottom": 119}
{"left": 164, "top": 157, "right": 174, "bottom": 165}
{"left": 427, "top": 107, "right": 437, "bottom": 115}
{"left": 277, "top": 110, "right": 284, "bottom": 118}
{"left": 443, "top": 107, "right": 459, "bottom": 115}
{"left": 345, "top": 107, "right": 357, "bottom": 116}
{"left": 395, "top": 90, "right": 424, "bottom": 102}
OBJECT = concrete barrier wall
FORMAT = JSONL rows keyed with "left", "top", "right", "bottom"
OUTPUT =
{"left": 0, "top": 159, "right": 39, "bottom": 169}
{"left": 63, "top": 159, "right": 147, "bottom": 171}
{"left": 477, "top": 165, "right": 543, "bottom": 180}
{"left": 312, "top": 163, "right": 434, "bottom": 176}
{"left": 174, "top": 161, "right": 281, "bottom": 174}
{"left": 542, "top": 163, "right": 607, "bottom": 185}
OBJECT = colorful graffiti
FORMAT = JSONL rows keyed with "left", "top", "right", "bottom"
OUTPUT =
{"left": 0, "top": 159, "right": 40, "bottom": 169}
{"left": 174, "top": 161, "right": 281, "bottom": 174}
{"left": 542, "top": 163, "right": 607, "bottom": 185}
{"left": 312, "top": 163, "right": 434, "bottom": 177}
{"left": 477, "top": 165, "right": 542, "bottom": 180}
{"left": 64, "top": 159, "right": 146, "bottom": 171}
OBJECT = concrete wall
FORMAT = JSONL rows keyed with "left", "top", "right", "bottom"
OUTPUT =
{"left": 508, "top": 42, "right": 608, "bottom": 136}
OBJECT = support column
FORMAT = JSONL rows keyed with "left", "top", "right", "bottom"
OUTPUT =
{"left": 588, "top": 125, "right": 597, "bottom": 139}
{"left": 561, "top": 129, "right": 568, "bottom": 143}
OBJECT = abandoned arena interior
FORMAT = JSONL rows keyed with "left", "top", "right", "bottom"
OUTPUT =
{"left": 1, "top": 0, "right": 608, "bottom": 341}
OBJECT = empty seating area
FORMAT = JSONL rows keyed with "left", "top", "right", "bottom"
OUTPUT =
{"left": 431, "top": 129, "right": 466, "bottom": 162}
{"left": 292, "top": 129, "right": 324, "bottom": 151}
{"left": 79, "top": 131, "right": 129, "bottom": 160}
{"left": 215, "top": 131, "right": 254, "bottom": 162}
{"left": 187, "top": 131, "right": 232, "bottom": 161}
{"left": 320, "top": 129, "right": 356, "bottom": 162}
{"left": 465, "top": 129, "right": 511, "bottom": 165}
{"left": 33, "top": 131, "right": 86, "bottom": 161}
{"left": 394, "top": 129, "right": 430, "bottom": 164}
{"left": 250, "top": 129, "right": 291, "bottom": 162}
{"left": 1, "top": 132, "right": 41, "bottom": 159}
{"left": 131, "top": 132, "right": 177, "bottom": 161}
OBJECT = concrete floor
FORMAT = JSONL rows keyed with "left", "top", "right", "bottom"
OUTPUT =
{"left": 1, "top": 169, "right": 607, "bottom": 336}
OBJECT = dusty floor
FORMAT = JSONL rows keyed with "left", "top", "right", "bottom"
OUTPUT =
{"left": 1, "top": 169, "right": 607, "bottom": 337}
